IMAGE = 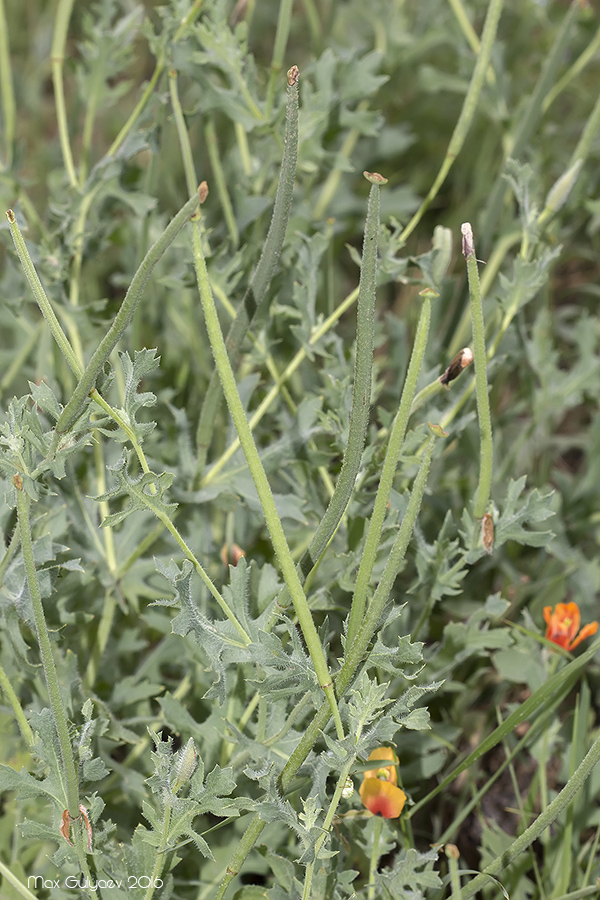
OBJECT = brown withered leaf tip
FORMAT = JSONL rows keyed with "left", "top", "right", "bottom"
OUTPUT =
{"left": 439, "top": 347, "right": 473, "bottom": 385}
{"left": 60, "top": 805, "right": 93, "bottom": 851}
{"left": 287, "top": 65, "right": 299, "bottom": 86}
{"left": 60, "top": 810, "right": 72, "bottom": 846}
{"left": 13, "top": 473, "right": 23, "bottom": 491}
{"left": 6, "top": 209, "right": 15, "bottom": 224}
{"left": 198, "top": 181, "right": 209, "bottom": 204}
{"left": 481, "top": 513, "right": 494, "bottom": 554}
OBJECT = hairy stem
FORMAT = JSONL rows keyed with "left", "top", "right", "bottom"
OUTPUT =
{"left": 192, "top": 218, "right": 343, "bottom": 737}
{"left": 462, "top": 223, "right": 492, "bottom": 518}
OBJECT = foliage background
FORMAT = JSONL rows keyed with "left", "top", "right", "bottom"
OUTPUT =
{"left": 1, "top": 0, "right": 600, "bottom": 898}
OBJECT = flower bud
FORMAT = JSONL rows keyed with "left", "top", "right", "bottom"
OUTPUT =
{"left": 172, "top": 738, "right": 198, "bottom": 793}
{"left": 541, "top": 159, "right": 582, "bottom": 219}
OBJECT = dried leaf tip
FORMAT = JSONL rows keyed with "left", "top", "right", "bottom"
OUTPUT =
{"left": 287, "top": 65, "right": 299, "bottom": 86}
{"left": 363, "top": 171, "right": 388, "bottom": 185}
{"left": 6, "top": 209, "right": 15, "bottom": 224}
{"left": 461, "top": 222, "right": 474, "bottom": 259}
{"left": 198, "top": 181, "right": 209, "bottom": 204}
{"left": 13, "top": 473, "right": 23, "bottom": 491}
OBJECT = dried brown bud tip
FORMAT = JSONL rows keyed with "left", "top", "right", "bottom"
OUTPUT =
{"left": 461, "top": 222, "right": 474, "bottom": 259}
{"left": 439, "top": 347, "right": 473, "bottom": 385}
{"left": 481, "top": 512, "right": 494, "bottom": 554}
{"left": 220, "top": 542, "right": 246, "bottom": 567}
{"left": 13, "top": 473, "right": 23, "bottom": 491}
{"left": 198, "top": 181, "right": 209, "bottom": 204}
{"left": 287, "top": 65, "right": 299, "bottom": 86}
{"left": 6, "top": 209, "right": 15, "bottom": 224}
{"left": 363, "top": 171, "right": 388, "bottom": 185}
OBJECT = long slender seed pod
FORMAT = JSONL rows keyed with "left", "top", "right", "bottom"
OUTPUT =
{"left": 54, "top": 192, "right": 200, "bottom": 437}
{"left": 195, "top": 68, "right": 300, "bottom": 477}
{"left": 297, "top": 173, "right": 383, "bottom": 581}
{"left": 462, "top": 223, "right": 493, "bottom": 518}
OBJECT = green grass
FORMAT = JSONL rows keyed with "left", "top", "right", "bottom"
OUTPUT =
{"left": 1, "top": 1, "right": 600, "bottom": 898}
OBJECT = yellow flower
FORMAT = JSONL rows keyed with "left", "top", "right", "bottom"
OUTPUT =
{"left": 543, "top": 602, "right": 598, "bottom": 651}
{"left": 359, "top": 747, "right": 406, "bottom": 819}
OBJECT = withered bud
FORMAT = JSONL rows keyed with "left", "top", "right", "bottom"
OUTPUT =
{"left": 220, "top": 542, "right": 246, "bottom": 567}
{"left": 461, "top": 222, "right": 474, "bottom": 259}
{"left": 439, "top": 347, "right": 474, "bottom": 386}
{"left": 13, "top": 473, "right": 23, "bottom": 491}
{"left": 198, "top": 181, "right": 209, "bottom": 204}
{"left": 287, "top": 65, "right": 299, "bottom": 86}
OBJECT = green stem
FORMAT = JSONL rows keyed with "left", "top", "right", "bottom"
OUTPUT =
{"left": 195, "top": 70, "right": 299, "bottom": 478}
{"left": 204, "top": 116, "right": 239, "bottom": 248}
{"left": 462, "top": 223, "right": 492, "bottom": 518}
{"left": 367, "top": 815, "right": 384, "bottom": 900}
{"left": 107, "top": 0, "right": 204, "bottom": 158}
{"left": 266, "top": 0, "right": 294, "bottom": 118}
{"left": 313, "top": 102, "right": 368, "bottom": 221}
{"left": 461, "top": 730, "right": 600, "bottom": 899}
{"left": 302, "top": 757, "right": 357, "bottom": 900}
{"left": 15, "top": 482, "right": 80, "bottom": 820}
{"left": 51, "top": 0, "right": 77, "bottom": 188}
{"left": 345, "top": 294, "right": 432, "bottom": 648}
{"left": 400, "top": 0, "right": 504, "bottom": 243}
{"left": 69, "top": 184, "right": 102, "bottom": 315}
{"left": 169, "top": 69, "right": 198, "bottom": 198}
{"left": 296, "top": 179, "right": 380, "bottom": 585}
{"left": 542, "top": 24, "right": 600, "bottom": 114}
{"left": 480, "top": 0, "right": 581, "bottom": 245}
{"left": 143, "top": 798, "right": 172, "bottom": 900}
{"left": 6, "top": 210, "right": 83, "bottom": 377}
{"left": 570, "top": 87, "right": 600, "bottom": 167}
{"left": 0, "top": 0, "right": 16, "bottom": 169}
{"left": 0, "top": 521, "right": 20, "bottom": 587}
{"left": 108, "top": 65, "right": 163, "bottom": 159}
{"left": 0, "top": 660, "right": 34, "bottom": 748}
{"left": 0, "top": 320, "right": 44, "bottom": 400}
{"left": 124, "top": 474, "right": 250, "bottom": 645}
{"left": 54, "top": 191, "right": 200, "bottom": 438}
{"left": 202, "top": 286, "right": 359, "bottom": 487}
{"left": 0, "top": 860, "right": 37, "bottom": 900}
{"left": 192, "top": 218, "right": 343, "bottom": 738}
{"left": 448, "top": 228, "right": 520, "bottom": 357}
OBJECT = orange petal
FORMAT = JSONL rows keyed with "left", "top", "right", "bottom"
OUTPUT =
{"left": 363, "top": 747, "right": 398, "bottom": 785}
{"left": 359, "top": 779, "right": 406, "bottom": 818}
{"left": 568, "top": 620, "right": 599, "bottom": 650}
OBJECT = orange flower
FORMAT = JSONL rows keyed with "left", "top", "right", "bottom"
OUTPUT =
{"left": 359, "top": 747, "right": 406, "bottom": 819}
{"left": 543, "top": 602, "right": 598, "bottom": 651}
